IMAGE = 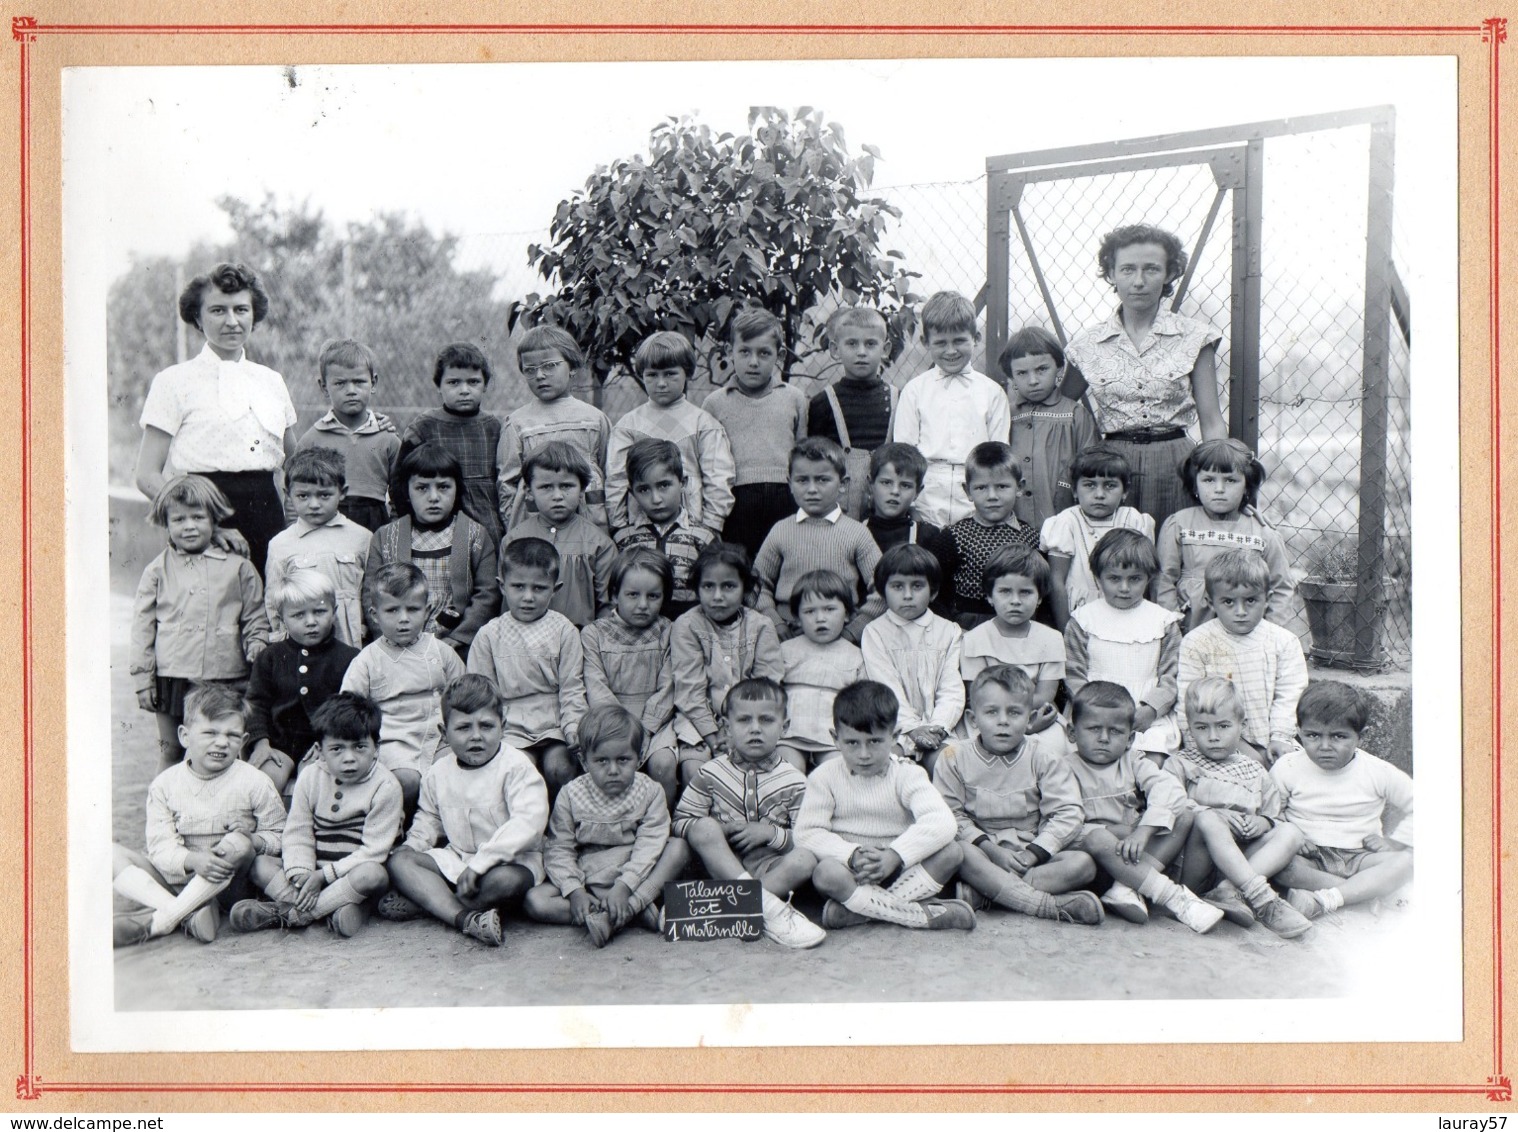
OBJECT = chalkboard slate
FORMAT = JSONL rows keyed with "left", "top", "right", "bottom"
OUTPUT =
{"left": 661, "top": 878, "right": 764, "bottom": 942}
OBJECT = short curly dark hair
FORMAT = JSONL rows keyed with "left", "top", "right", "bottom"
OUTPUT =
{"left": 1096, "top": 224, "right": 1188, "bottom": 299}
{"left": 178, "top": 263, "right": 270, "bottom": 328}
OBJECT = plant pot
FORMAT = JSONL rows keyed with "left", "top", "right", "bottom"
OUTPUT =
{"left": 1300, "top": 578, "right": 1386, "bottom": 669}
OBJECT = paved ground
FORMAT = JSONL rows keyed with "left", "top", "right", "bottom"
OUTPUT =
{"left": 107, "top": 592, "right": 1411, "bottom": 1013}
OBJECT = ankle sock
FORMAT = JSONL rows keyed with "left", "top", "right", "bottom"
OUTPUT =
{"left": 1314, "top": 887, "right": 1345, "bottom": 912}
{"left": 312, "top": 876, "right": 361, "bottom": 918}
{"left": 991, "top": 872, "right": 1055, "bottom": 917}
{"left": 887, "top": 864, "right": 941, "bottom": 903}
{"left": 843, "top": 884, "right": 930, "bottom": 928}
{"left": 1136, "top": 869, "right": 1178, "bottom": 906}
{"left": 1240, "top": 875, "right": 1273, "bottom": 910}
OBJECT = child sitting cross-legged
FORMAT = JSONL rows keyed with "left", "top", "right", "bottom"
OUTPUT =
{"left": 1269, "top": 681, "right": 1414, "bottom": 921}
{"left": 342, "top": 562, "right": 467, "bottom": 814}
{"left": 230, "top": 692, "right": 401, "bottom": 938}
{"left": 112, "top": 684, "right": 286, "bottom": 946}
{"left": 1062, "top": 681, "right": 1220, "bottom": 933}
{"left": 672, "top": 677, "right": 825, "bottom": 949}
{"left": 795, "top": 680, "right": 977, "bottom": 932}
{"left": 382, "top": 675, "right": 551, "bottom": 948}
{"left": 525, "top": 704, "right": 690, "bottom": 948}
{"left": 1168, "top": 677, "right": 1314, "bottom": 938}
{"left": 468, "top": 536, "right": 588, "bottom": 797}
{"left": 934, "top": 665, "right": 1104, "bottom": 925}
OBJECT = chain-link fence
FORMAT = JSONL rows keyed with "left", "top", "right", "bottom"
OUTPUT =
{"left": 984, "top": 109, "right": 1410, "bottom": 672}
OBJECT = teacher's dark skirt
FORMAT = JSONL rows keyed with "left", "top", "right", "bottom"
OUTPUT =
{"left": 1103, "top": 434, "right": 1193, "bottom": 535}
{"left": 203, "top": 469, "right": 286, "bottom": 580}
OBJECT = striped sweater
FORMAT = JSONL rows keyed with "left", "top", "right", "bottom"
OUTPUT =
{"left": 671, "top": 752, "right": 808, "bottom": 851}
{"left": 282, "top": 759, "right": 405, "bottom": 881}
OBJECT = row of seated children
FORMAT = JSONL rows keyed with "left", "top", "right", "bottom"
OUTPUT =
{"left": 112, "top": 661, "right": 1412, "bottom": 952}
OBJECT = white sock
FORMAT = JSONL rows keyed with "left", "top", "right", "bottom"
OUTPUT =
{"left": 149, "top": 875, "right": 228, "bottom": 936}
{"left": 311, "top": 876, "right": 361, "bottom": 918}
{"left": 1315, "top": 887, "right": 1345, "bottom": 912}
{"left": 1136, "top": 870, "right": 1178, "bottom": 905}
{"left": 843, "top": 884, "right": 930, "bottom": 928}
{"left": 113, "top": 866, "right": 174, "bottom": 912}
{"left": 886, "top": 864, "right": 942, "bottom": 903}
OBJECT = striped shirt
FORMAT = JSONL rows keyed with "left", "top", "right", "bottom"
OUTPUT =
{"left": 671, "top": 752, "right": 807, "bottom": 850}
{"left": 283, "top": 760, "right": 404, "bottom": 880}
{"left": 1177, "top": 618, "right": 1309, "bottom": 746}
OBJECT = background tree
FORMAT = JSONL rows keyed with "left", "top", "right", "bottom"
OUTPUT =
{"left": 516, "top": 106, "right": 921, "bottom": 384}
{"left": 107, "top": 195, "right": 511, "bottom": 484}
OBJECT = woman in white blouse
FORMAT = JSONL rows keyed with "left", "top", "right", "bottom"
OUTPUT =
{"left": 133, "top": 263, "right": 298, "bottom": 579}
{"left": 1064, "top": 225, "right": 1227, "bottom": 532}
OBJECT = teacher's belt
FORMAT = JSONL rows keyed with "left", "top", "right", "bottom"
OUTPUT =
{"left": 1103, "top": 427, "right": 1187, "bottom": 445}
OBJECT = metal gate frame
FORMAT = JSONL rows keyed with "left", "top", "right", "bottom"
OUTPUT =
{"left": 984, "top": 105, "right": 1402, "bottom": 669}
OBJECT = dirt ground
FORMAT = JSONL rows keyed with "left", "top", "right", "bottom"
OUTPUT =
{"left": 107, "top": 593, "right": 1411, "bottom": 1012}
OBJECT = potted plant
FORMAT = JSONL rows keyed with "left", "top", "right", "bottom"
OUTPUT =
{"left": 1299, "top": 534, "right": 1385, "bottom": 668}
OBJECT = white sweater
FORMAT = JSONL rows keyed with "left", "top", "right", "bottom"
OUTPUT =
{"left": 1270, "top": 748, "right": 1414, "bottom": 850}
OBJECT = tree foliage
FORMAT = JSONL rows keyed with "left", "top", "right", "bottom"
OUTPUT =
{"left": 517, "top": 106, "right": 921, "bottom": 381}
{"left": 107, "top": 195, "right": 510, "bottom": 483}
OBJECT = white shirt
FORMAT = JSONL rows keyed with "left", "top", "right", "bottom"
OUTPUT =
{"left": 892, "top": 366, "right": 1011, "bottom": 464}
{"left": 139, "top": 345, "right": 296, "bottom": 473}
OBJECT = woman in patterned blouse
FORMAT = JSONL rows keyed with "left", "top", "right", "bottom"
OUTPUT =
{"left": 1065, "top": 225, "right": 1228, "bottom": 532}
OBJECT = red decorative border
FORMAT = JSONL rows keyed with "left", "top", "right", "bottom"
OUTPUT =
{"left": 11, "top": 16, "right": 1507, "bottom": 1105}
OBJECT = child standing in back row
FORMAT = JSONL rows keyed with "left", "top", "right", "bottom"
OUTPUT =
{"left": 1156, "top": 438, "right": 1295, "bottom": 633}
{"left": 496, "top": 326, "right": 612, "bottom": 534}
{"left": 131, "top": 475, "right": 270, "bottom": 769}
{"left": 1000, "top": 327, "right": 1098, "bottom": 533}
{"left": 703, "top": 308, "right": 809, "bottom": 560}
{"left": 294, "top": 338, "right": 400, "bottom": 532}
{"left": 891, "top": 291, "right": 1011, "bottom": 528}
{"left": 399, "top": 342, "right": 505, "bottom": 547}
{"left": 808, "top": 306, "right": 898, "bottom": 520}
{"left": 606, "top": 331, "right": 735, "bottom": 538}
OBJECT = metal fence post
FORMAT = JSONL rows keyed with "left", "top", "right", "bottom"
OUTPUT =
{"left": 173, "top": 262, "right": 186, "bottom": 363}
{"left": 1356, "top": 111, "right": 1396, "bottom": 668}
{"left": 1228, "top": 139, "right": 1263, "bottom": 449}
{"left": 986, "top": 174, "right": 1010, "bottom": 370}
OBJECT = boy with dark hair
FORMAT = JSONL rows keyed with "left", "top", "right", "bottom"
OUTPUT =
{"left": 673, "top": 677, "right": 825, "bottom": 948}
{"left": 295, "top": 337, "right": 400, "bottom": 532}
{"left": 865, "top": 442, "right": 941, "bottom": 554}
{"left": 230, "top": 692, "right": 401, "bottom": 937}
{"left": 613, "top": 438, "right": 714, "bottom": 619}
{"left": 795, "top": 680, "right": 976, "bottom": 931}
{"left": 399, "top": 342, "right": 505, "bottom": 546}
{"left": 1270, "top": 681, "right": 1414, "bottom": 919}
{"left": 753, "top": 436, "right": 882, "bottom": 641}
{"left": 501, "top": 441, "right": 615, "bottom": 628}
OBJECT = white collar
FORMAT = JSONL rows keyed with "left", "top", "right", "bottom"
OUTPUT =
{"left": 196, "top": 343, "right": 246, "bottom": 366}
{"left": 884, "top": 607, "right": 934, "bottom": 629}
{"left": 795, "top": 506, "right": 843, "bottom": 524}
